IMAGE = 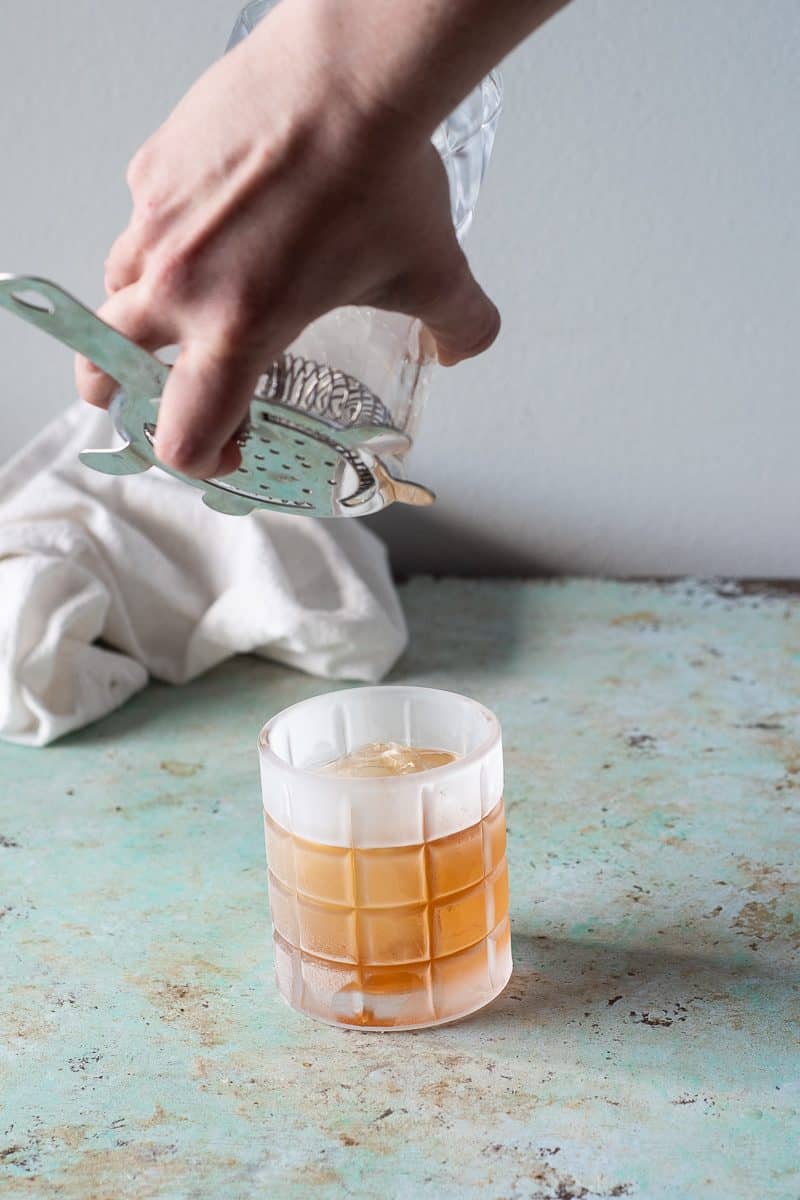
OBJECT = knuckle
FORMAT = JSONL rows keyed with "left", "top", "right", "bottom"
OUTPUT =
{"left": 147, "top": 247, "right": 193, "bottom": 299}
{"left": 136, "top": 272, "right": 160, "bottom": 311}
{"left": 125, "top": 141, "right": 154, "bottom": 192}
{"left": 105, "top": 232, "right": 141, "bottom": 278}
{"left": 106, "top": 232, "right": 129, "bottom": 266}
{"left": 132, "top": 210, "right": 160, "bottom": 252}
{"left": 127, "top": 168, "right": 168, "bottom": 239}
{"left": 216, "top": 284, "right": 269, "bottom": 342}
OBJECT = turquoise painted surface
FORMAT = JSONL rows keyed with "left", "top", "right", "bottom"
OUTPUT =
{"left": 1, "top": 578, "right": 798, "bottom": 1199}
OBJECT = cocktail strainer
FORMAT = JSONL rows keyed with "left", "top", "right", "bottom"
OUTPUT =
{"left": 0, "top": 274, "right": 434, "bottom": 518}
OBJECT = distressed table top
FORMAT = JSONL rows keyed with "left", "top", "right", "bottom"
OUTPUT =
{"left": 1, "top": 578, "right": 798, "bottom": 1200}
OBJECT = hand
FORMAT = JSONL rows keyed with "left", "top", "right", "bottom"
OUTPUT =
{"left": 75, "top": 2, "right": 500, "bottom": 479}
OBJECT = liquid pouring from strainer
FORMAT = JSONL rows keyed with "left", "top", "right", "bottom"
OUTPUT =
{"left": 0, "top": 274, "right": 435, "bottom": 518}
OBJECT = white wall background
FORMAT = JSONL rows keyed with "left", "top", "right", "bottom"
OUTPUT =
{"left": 1, "top": 1, "right": 798, "bottom": 576}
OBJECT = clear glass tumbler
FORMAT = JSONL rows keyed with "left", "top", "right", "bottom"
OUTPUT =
{"left": 258, "top": 686, "right": 512, "bottom": 1030}
{"left": 229, "top": 1, "right": 502, "bottom": 450}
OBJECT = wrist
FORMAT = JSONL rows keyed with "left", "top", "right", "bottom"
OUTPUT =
{"left": 237, "top": 6, "right": 429, "bottom": 185}
{"left": 247, "top": 0, "right": 447, "bottom": 147}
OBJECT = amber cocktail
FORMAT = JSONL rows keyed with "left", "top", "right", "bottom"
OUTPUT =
{"left": 258, "top": 687, "right": 511, "bottom": 1030}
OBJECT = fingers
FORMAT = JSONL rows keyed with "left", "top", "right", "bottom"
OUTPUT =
{"left": 74, "top": 283, "right": 245, "bottom": 479}
{"left": 74, "top": 286, "right": 175, "bottom": 409}
{"left": 415, "top": 248, "right": 501, "bottom": 367}
{"left": 153, "top": 339, "right": 265, "bottom": 479}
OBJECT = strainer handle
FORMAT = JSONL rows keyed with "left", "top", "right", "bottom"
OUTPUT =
{"left": 0, "top": 274, "right": 169, "bottom": 401}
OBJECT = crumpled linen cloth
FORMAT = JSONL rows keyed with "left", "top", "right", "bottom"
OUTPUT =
{"left": 0, "top": 403, "right": 407, "bottom": 746}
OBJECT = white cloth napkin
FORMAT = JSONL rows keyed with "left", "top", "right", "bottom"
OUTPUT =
{"left": 0, "top": 403, "right": 407, "bottom": 746}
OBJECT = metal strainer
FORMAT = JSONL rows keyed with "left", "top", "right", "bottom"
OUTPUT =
{"left": 0, "top": 274, "right": 435, "bottom": 517}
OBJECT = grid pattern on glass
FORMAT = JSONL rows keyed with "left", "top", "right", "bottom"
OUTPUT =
{"left": 264, "top": 799, "right": 510, "bottom": 1028}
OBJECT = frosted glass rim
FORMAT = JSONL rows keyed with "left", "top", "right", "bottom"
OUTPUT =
{"left": 258, "top": 684, "right": 501, "bottom": 788}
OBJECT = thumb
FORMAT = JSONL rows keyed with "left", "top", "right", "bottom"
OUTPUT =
{"left": 415, "top": 246, "right": 501, "bottom": 367}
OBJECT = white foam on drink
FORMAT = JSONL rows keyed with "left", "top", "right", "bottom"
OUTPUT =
{"left": 317, "top": 741, "right": 457, "bottom": 778}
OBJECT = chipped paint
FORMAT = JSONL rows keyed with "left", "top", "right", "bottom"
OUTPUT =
{"left": 0, "top": 579, "right": 798, "bottom": 1199}
{"left": 159, "top": 760, "right": 204, "bottom": 778}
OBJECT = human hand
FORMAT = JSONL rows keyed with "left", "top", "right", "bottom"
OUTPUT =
{"left": 75, "top": 0, "right": 500, "bottom": 479}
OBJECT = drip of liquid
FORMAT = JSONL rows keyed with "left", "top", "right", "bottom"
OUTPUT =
{"left": 317, "top": 741, "right": 457, "bottom": 778}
